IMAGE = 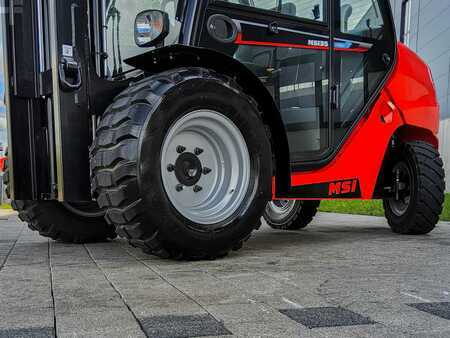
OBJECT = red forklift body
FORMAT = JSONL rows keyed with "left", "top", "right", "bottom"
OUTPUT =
{"left": 287, "top": 43, "right": 440, "bottom": 200}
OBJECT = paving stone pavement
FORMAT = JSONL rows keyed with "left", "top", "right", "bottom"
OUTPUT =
{"left": 0, "top": 212, "right": 449, "bottom": 338}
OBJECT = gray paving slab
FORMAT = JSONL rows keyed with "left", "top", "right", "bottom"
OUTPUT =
{"left": 0, "top": 307, "right": 55, "bottom": 332}
{"left": 409, "top": 330, "right": 450, "bottom": 338}
{"left": 223, "top": 322, "right": 317, "bottom": 338}
{"left": 280, "top": 307, "right": 376, "bottom": 328}
{"left": 0, "top": 231, "right": 54, "bottom": 334}
{"left": 50, "top": 243, "right": 146, "bottom": 337}
{"left": 165, "top": 275, "right": 257, "bottom": 306}
{"left": 345, "top": 300, "right": 450, "bottom": 333}
{"left": 312, "top": 324, "right": 407, "bottom": 338}
{"left": 0, "top": 221, "right": 24, "bottom": 270}
{"left": 205, "top": 303, "right": 294, "bottom": 324}
{"left": 84, "top": 243, "right": 205, "bottom": 318}
{"left": 56, "top": 307, "right": 145, "bottom": 338}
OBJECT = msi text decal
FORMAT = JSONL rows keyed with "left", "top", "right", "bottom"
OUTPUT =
{"left": 329, "top": 179, "right": 359, "bottom": 196}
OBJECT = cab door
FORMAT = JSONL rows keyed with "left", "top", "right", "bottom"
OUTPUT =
{"left": 331, "top": 0, "right": 396, "bottom": 156}
{"left": 199, "top": 0, "right": 332, "bottom": 164}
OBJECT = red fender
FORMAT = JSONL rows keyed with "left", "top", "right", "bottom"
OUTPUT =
{"left": 386, "top": 43, "right": 440, "bottom": 148}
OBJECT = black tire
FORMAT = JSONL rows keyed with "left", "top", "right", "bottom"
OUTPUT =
{"left": 383, "top": 141, "right": 445, "bottom": 235}
{"left": 3, "top": 153, "right": 116, "bottom": 243}
{"left": 264, "top": 200, "right": 320, "bottom": 230}
{"left": 12, "top": 201, "right": 117, "bottom": 243}
{"left": 90, "top": 68, "right": 273, "bottom": 260}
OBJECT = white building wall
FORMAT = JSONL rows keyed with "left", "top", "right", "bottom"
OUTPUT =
{"left": 390, "top": 0, "right": 450, "bottom": 191}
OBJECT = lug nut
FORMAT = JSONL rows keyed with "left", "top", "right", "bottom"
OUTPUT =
{"left": 176, "top": 184, "right": 184, "bottom": 192}
{"left": 202, "top": 167, "right": 212, "bottom": 175}
{"left": 167, "top": 164, "right": 175, "bottom": 172}
{"left": 177, "top": 146, "right": 186, "bottom": 154}
{"left": 193, "top": 185, "right": 203, "bottom": 193}
{"left": 194, "top": 147, "right": 204, "bottom": 156}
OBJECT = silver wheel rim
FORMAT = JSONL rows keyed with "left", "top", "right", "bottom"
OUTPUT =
{"left": 266, "top": 200, "right": 298, "bottom": 224}
{"left": 161, "top": 109, "right": 251, "bottom": 225}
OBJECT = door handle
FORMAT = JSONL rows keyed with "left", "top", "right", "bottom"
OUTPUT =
{"left": 382, "top": 53, "right": 392, "bottom": 66}
{"left": 58, "top": 3, "right": 82, "bottom": 91}
{"left": 331, "top": 84, "right": 340, "bottom": 109}
{"left": 59, "top": 56, "right": 82, "bottom": 91}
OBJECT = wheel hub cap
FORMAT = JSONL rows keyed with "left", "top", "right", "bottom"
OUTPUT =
{"left": 388, "top": 162, "right": 412, "bottom": 217}
{"left": 174, "top": 152, "right": 202, "bottom": 187}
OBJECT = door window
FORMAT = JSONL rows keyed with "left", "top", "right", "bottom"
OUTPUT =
{"left": 277, "top": 49, "right": 329, "bottom": 159}
{"left": 334, "top": 0, "right": 392, "bottom": 146}
{"left": 224, "top": 0, "right": 326, "bottom": 21}
{"left": 232, "top": 45, "right": 330, "bottom": 161}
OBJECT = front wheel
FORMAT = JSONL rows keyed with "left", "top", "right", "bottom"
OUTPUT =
{"left": 264, "top": 200, "right": 320, "bottom": 230}
{"left": 383, "top": 141, "right": 445, "bottom": 235}
{"left": 91, "top": 68, "right": 273, "bottom": 260}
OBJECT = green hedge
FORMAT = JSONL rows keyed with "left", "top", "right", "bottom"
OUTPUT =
{"left": 320, "top": 194, "right": 450, "bottom": 222}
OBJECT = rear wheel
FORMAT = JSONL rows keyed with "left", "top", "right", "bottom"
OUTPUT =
{"left": 90, "top": 68, "right": 272, "bottom": 260}
{"left": 383, "top": 141, "right": 445, "bottom": 235}
{"left": 3, "top": 154, "right": 115, "bottom": 243}
{"left": 11, "top": 201, "right": 116, "bottom": 243}
{"left": 264, "top": 200, "right": 320, "bottom": 230}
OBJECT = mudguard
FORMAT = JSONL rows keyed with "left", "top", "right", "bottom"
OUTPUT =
{"left": 386, "top": 43, "right": 440, "bottom": 147}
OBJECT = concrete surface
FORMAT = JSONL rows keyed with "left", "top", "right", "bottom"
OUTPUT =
{"left": 0, "top": 212, "right": 449, "bottom": 338}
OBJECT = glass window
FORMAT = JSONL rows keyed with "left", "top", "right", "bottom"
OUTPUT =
{"left": 225, "top": 0, "right": 325, "bottom": 21}
{"left": 101, "top": 0, "right": 181, "bottom": 77}
{"left": 339, "top": 0, "right": 384, "bottom": 39}
{"left": 335, "top": 0, "right": 390, "bottom": 146}
{"left": 234, "top": 45, "right": 329, "bottom": 160}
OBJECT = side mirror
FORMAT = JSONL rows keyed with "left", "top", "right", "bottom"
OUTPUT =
{"left": 312, "top": 5, "right": 321, "bottom": 20}
{"left": 135, "top": 10, "right": 170, "bottom": 48}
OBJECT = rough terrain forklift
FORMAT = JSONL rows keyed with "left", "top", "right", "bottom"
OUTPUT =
{"left": 2, "top": 0, "right": 445, "bottom": 260}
